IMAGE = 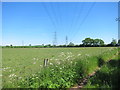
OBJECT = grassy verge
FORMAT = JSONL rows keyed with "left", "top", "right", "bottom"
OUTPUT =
{"left": 84, "top": 48, "right": 119, "bottom": 88}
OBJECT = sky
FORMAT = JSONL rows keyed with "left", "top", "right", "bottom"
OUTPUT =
{"left": 2, "top": 2, "right": 118, "bottom": 46}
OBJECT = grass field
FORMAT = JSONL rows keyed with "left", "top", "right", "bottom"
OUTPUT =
{"left": 2, "top": 47, "right": 118, "bottom": 88}
{"left": 84, "top": 52, "right": 120, "bottom": 88}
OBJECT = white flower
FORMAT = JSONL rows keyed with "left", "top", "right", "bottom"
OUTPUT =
{"left": 85, "top": 54, "right": 90, "bottom": 56}
{"left": 32, "top": 74, "right": 36, "bottom": 76}
{"left": 18, "top": 77, "right": 22, "bottom": 79}
{"left": 67, "top": 59, "right": 70, "bottom": 61}
{"left": 40, "top": 65, "right": 42, "bottom": 67}
{"left": 33, "top": 58, "right": 36, "bottom": 60}
{"left": 51, "top": 69, "right": 54, "bottom": 71}
{"left": 50, "top": 63, "right": 53, "bottom": 65}
{"left": 50, "top": 59, "right": 53, "bottom": 60}
{"left": 36, "top": 77, "right": 39, "bottom": 79}
{"left": 57, "top": 62, "right": 60, "bottom": 65}
{"left": 33, "top": 62, "right": 36, "bottom": 64}
{"left": 36, "top": 58, "right": 39, "bottom": 60}
{"left": 77, "top": 54, "right": 81, "bottom": 56}
{"left": 9, "top": 74, "right": 17, "bottom": 78}
{"left": 59, "top": 52, "right": 65, "bottom": 57}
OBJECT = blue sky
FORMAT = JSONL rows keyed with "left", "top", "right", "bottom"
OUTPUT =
{"left": 2, "top": 2, "right": 118, "bottom": 46}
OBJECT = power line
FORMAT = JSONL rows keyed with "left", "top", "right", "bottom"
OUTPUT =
{"left": 68, "top": 3, "right": 84, "bottom": 36}
{"left": 70, "top": 2, "right": 96, "bottom": 42}
{"left": 41, "top": 3, "right": 58, "bottom": 45}
{"left": 57, "top": 2, "right": 62, "bottom": 28}
{"left": 79, "top": 2, "right": 96, "bottom": 27}
{"left": 50, "top": 3, "right": 59, "bottom": 26}
{"left": 41, "top": 3, "right": 57, "bottom": 30}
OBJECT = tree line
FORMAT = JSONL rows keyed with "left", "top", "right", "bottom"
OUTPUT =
{"left": 2, "top": 38, "right": 120, "bottom": 48}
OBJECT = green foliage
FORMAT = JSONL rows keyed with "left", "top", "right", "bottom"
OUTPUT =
{"left": 2, "top": 47, "right": 118, "bottom": 88}
{"left": 111, "top": 39, "right": 117, "bottom": 46}
{"left": 82, "top": 38, "right": 104, "bottom": 46}
{"left": 85, "top": 50, "right": 119, "bottom": 88}
{"left": 82, "top": 38, "right": 93, "bottom": 46}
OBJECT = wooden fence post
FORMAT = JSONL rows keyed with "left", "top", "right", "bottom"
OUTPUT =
{"left": 44, "top": 59, "right": 49, "bottom": 67}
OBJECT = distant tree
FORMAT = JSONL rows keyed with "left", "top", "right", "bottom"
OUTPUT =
{"left": 118, "top": 39, "right": 120, "bottom": 46}
{"left": 82, "top": 38, "right": 93, "bottom": 46}
{"left": 6, "top": 45, "right": 9, "bottom": 48}
{"left": 82, "top": 38, "right": 104, "bottom": 47}
{"left": 68, "top": 42, "right": 74, "bottom": 46}
{"left": 47, "top": 44, "right": 51, "bottom": 47}
{"left": 10, "top": 44, "right": 13, "bottom": 48}
{"left": 93, "top": 39, "right": 100, "bottom": 46}
{"left": 90, "top": 39, "right": 94, "bottom": 46}
{"left": 111, "top": 39, "right": 117, "bottom": 46}
{"left": 45, "top": 44, "right": 51, "bottom": 47}
{"left": 99, "top": 39, "right": 104, "bottom": 46}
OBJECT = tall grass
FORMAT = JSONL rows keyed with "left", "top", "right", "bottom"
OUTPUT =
{"left": 2, "top": 47, "right": 118, "bottom": 88}
{"left": 16, "top": 48, "right": 118, "bottom": 88}
{"left": 84, "top": 48, "right": 119, "bottom": 88}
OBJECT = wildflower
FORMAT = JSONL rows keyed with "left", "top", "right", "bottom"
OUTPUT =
{"left": 55, "top": 59, "right": 58, "bottom": 60}
{"left": 50, "top": 59, "right": 53, "bottom": 60}
{"left": 57, "top": 62, "right": 60, "bottom": 65}
{"left": 33, "top": 62, "right": 36, "bottom": 64}
{"left": 32, "top": 74, "right": 36, "bottom": 77}
{"left": 50, "top": 63, "right": 53, "bottom": 65}
{"left": 32, "top": 78, "right": 35, "bottom": 80}
{"left": 77, "top": 54, "right": 81, "bottom": 56}
{"left": 9, "top": 74, "right": 17, "bottom": 78}
{"left": 51, "top": 69, "right": 54, "bottom": 71}
{"left": 36, "top": 77, "right": 39, "bottom": 79}
{"left": 85, "top": 54, "right": 90, "bottom": 56}
{"left": 40, "top": 65, "right": 42, "bottom": 67}
{"left": 60, "top": 52, "right": 65, "bottom": 57}
{"left": 67, "top": 58, "right": 70, "bottom": 61}
{"left": 33, "top": 58, "right": 36, "bottom": 60}
{"left": 18, "top": 77, "right": 22, "bottom": 79}
{"left": 36, "top": 58, "right": 39, "bottom": 60}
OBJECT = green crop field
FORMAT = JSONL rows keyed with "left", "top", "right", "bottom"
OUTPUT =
{"left": 2, "top": 47, "right": 119, "bottom": 88}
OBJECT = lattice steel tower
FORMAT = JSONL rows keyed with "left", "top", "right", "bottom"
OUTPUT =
{"left": 66, "top": 36, "right": 68, "bottom": 46}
